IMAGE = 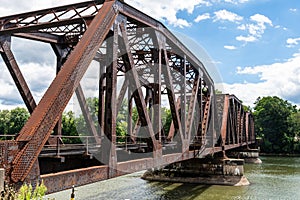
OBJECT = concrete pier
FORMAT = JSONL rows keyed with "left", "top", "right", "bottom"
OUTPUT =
{"left": 142, "top": 158, "right": 249, "bottom": 186}
{"left": 240, "top": 149, "right": 262, "bottom": 164}
{"left": 228, "top": 149, "right": 262, "bottom": 164}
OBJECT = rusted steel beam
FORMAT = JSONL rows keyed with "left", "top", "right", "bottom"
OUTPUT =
{"left": 51, "top": 44, "right": 69, "bottom": 143}
{"left": 241, "top": 109, "right": 245, "bottom": 143}
{"left": 186, "top": 74, "right": 200, "bottom": 141}
{"left": 153, "top": 55, "right": 162, "bottom": 142}
{"left": 230, "top": 99, "right": 236, "bottom": 144}
{"left": 201, "top": 93, "right": 212, "bottom": 139}
{"left": 42, "top": 151, "right": 197, "bottom": 194}
{"left": 0, "top": 1, "right": 103, "bottom": 34}
{"left": 127, "top": 88, "right": 133, "bottom": 142}
{"left": 103, "top": 22, "right": 118, "bottom": 178}
{"left": 0, "top": 39, "right": 36, "bottom": 114}
{"left": 167, "top": 97, "right": 181, "bottom": 141}
{"left": 0, "top": 18, "right": 91, "bottom": 35}
{"left": 116, "top": 79, "right": 129, "bottom": 112}
{"left": 236, "top": 104, "right": 241, "bottom": 144}
{"left": 152, "top": 32, "right": 162, "bottom": 141}
{"left": 245, "top": 112, "right": 249, "bottom": 145}
{"left": 75, "top": 85, "right": 101, "bottom": 144}
{"left": 220, "top": 95, "right": 229, "bottom": 145}
{"left": 10, "top": 0, "right": 118, "bottom": 182}
{"left": 14, "top": 32, "right": 62, "bottom": 44}
{"left": 162, "top": 48, "right": 184, "bottom": 143}
{"left": 98, "top": 71, "right": 106, "bottom": 131}
{"left": 181, "top": 56, "right": 187, "bottom": 139}
{"left": 41, "top": 165, "right": 109, "bottom": 194}
{"left": 251, "top": 115, "right": 255, "bottom": 142}
{"left": 119, "top": 22, "right": 159, "bottom": 151}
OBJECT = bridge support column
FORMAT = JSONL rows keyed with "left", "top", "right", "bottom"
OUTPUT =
{"left": 238, "top": 149, "right": 262, "bottom": 164}
{"left": 227, "top": 149, "right": 262, "bottom": 164}
{"left": 142, "top": 157, "right": 249, "bottom": 186}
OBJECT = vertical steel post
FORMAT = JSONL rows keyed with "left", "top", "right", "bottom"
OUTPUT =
{"left": 127, "top": 88, "right": 133, "bottom": 145}
{"left": 103, "top": 22, "right": 118, "bottom": 178}
{"left": 153, "top": 48, "right": 161, "bottom": 142}
{"left": 181, "top": 55, "right": 187, "bottom": 139}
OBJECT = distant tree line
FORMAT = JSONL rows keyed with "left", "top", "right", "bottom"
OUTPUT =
{"left": 253, "top": 96, "right": 300, "bottom": 154}
{"left": 0, "top": 98, "right": 173, "bottom": 144}
{"left": 1, "top": 96, "right": 300, "bottom": 154}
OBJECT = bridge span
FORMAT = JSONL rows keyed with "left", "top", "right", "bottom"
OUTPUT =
{"left": 0, "top": 0, "right": 256, "bottom": 193}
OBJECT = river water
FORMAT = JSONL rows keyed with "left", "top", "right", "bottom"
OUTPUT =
{"left": 46, "top": 156, "right": 300, "bottom": 200}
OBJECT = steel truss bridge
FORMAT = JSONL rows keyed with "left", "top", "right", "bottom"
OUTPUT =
{"left": 0, "top": 0, "right": 255, "bottom": 193}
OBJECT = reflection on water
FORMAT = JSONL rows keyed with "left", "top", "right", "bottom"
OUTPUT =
{"left": 46, "top": 156, "right": 300, "bottom": 200}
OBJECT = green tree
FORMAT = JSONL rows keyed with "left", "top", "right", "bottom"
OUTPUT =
{"left": 61, "top": 111, "right": 81, "bottom": 144}
{"left": 8, "top": 107, "right": 30, "bottom": 135}
{"left": 0, "top": 108, "right": 29, "bottom": 139}
{"left": 253, "top": 96, "right": 297, "bottom": 153}
{"left": 161, "top": 107, "right": 172, "bottom": 134}
{"left": 0, "top": 109, "right": 10, "bottom": 135}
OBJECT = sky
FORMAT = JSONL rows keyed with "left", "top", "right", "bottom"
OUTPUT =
{"left": 0, "top": 0, "right": 300, "bottom": 109}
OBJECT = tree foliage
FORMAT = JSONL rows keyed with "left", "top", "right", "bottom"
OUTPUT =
{"left": 0, "top": 97, "right": 173, "bottom": 144}
{"left": 0, "top": 108, "right": 29, "bottom": 138}
{"left": 254, "top": 96, "right": 300, "bottom": 153}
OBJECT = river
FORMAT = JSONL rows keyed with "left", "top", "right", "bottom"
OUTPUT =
{"left": 46, "top": 156, "right": 300, "bottom": 200}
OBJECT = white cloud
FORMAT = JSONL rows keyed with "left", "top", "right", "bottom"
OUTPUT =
{"left": 0, "top": 61, "right": 55, "bottom": 108}
{"left": 286, "top": 37, "right": 300, "bottom": 48}
{"left": 250, "top": 14, "right": 273, "bottom": 26}
{"left": 236, "top": 35, "right": 256, "bottom": 42}
{"left": 194, "top": 13, "right": 210, "bottom": 23}
{"left": 221, "top": 51, "right": 300, "bottom": 107}
{"left": 213, "top": 9, "right": 243, "bottom": 23}
{"left": 224, "top": 0, "right": 250, "bottom": 4}
{"left": 224, "top": 45, "right": 237, "bottom": 50}
{"left": 126, "top": 0, "right": 210, "bottom": 28}
{"left": 0, "top": 0, "right": 86, "bottom": 16}
{"left": 236, "top": 14, "right": 272, "bottom": 43}
{"left": 290, "top": 8, "right": 297, "bottom": 12}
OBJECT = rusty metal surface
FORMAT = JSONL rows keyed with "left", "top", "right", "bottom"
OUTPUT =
{"left": 0, "top": 1, "right": 103, "bottom": 38}
{"left": 220, "top": 95, "right": 229, "bottom": 143}
{"left": 41, "top": 165, "right": 109, "bottom": 193}
{"left": 10, "top": 0, "right": 118, "bottom": 182}
{"left": 0, "top": 141, "right": 18, "bottom": 182}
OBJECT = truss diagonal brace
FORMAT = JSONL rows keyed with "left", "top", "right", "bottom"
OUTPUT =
{"left": 75, "top": 85, "right": 101, "bottom": 144}
{"left": 10, "top": 0, "right": 118, "bottom": 182}
{"left": 0, "top": 39, "right": 36, "bottom": 113}
{"left": 119, "top": 22, "right": 159, "bottom": 151}
{"left": 162, "top": 46, "right": 184, "bottom": 143}
{"left": 186, "top": 74, "right": 200, "bottom": 141}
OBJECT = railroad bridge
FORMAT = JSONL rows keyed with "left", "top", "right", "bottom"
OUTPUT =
{"left": 0, "top": 0, "right": 256, "bottom": 193}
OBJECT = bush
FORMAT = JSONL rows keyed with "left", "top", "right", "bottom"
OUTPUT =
{"left": 0, "top": 181, "right": 49, "bottom": 200}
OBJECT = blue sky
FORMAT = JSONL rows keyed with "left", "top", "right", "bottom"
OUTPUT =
{"left": 0, "top": 0, "right": 300, "bottom": 108}
{"left": 128, "top": 0, "right": 300, "bottom": 107}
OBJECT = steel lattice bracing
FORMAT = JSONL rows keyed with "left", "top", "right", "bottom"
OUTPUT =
{"left": 0, "top": 0, "right": 256, "bottom": 189}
